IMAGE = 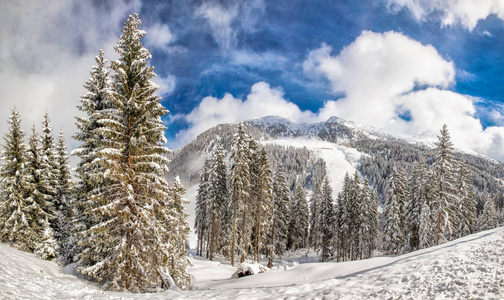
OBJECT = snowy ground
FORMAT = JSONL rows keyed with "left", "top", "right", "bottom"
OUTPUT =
{"left": 1, "top": 228, "right": 504, "bottom": 299}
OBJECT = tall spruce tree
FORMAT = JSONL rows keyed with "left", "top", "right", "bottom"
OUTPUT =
{"left": 383, "top": 167, "right": 405, "bottom": 254}
{"left": 208, "top": 145, "right": 228, "bottom": 260}
{"left": 54, "top": 130, "right": 75, "bottom": 265}
{"left": 268, "top": 164, "right": 291, "bottom": 268}
{"left": 433, "top": 124, "right": 458, "bottom": 245}
{"left": 26, "top": 124, "right": 58, "bottom": 260}
{"left": 405, "top": 161, "right": 426, "bottom": 252}
{"left": 229, "top": 123, "right": 251, "bottom": 266}
{"left": 456, "top": 161, "right": 476, "bottom": 237}
{"left": 0, "top": 108, "right": 37, "bottom": 251}
{"left": 76, "top": 14, "right": 189, "bottom": 292}
{"left": 72, "top": 49, "right": 110, "bottom": 232}
{"left": 288, "top": 181, "right": 309, "bottom": 250}
{"left": 195, "top": 158, "right": 211, "bottom": 257}
{"left": 253, "top": 148, "right": 273, "bottom": 262}
{"left": 319, "top": 178, "right": 335, "bottom": 262}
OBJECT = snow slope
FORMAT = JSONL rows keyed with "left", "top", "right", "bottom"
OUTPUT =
{"left": 2, "top": 227, "right": 504, "bottom": 299}
{"left": 262, "top": 138, "right": 364, "bottom": 200}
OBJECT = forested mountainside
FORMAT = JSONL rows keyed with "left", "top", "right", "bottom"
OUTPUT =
{"left": 168, "top": 116, "right": 504, "bottom": 203}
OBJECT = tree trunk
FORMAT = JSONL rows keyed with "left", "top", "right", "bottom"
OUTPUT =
{"left": 231, "top": 186, "right": 238, "bottom": 266}
{"left": 210, "top": 208, "right": 216, "bottom": 261}
{"left": 255, "top": 186, "right": 263, "bottom": 262}
{"left": 268, "top": 217, "right": 275, "bottom": 268}
{"left": 240, "top": 203, "right": 248, "bottom": 263}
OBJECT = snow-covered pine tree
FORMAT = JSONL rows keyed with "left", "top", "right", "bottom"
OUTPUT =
{"left": 53, "top": 130, "right": 76, "bottom": 265}
{"left": 267, "top": 164, "right": 291, "bottom": 268}
{"left": 336, "top": 173, "right": 351, "bottom": 262}
{"left": 229, "top": 123, "right": 251, "bottom": 266}
{"left": 349, "top": 171, "right": 363, "bottom": 260}
{"left": 76, "top": 14, "right": 186, "bottom": 292}
{"left": 208, "top": 145, "right": 228, "bottom": 260}
{"left": 383, "top": 166, "right": 404, "bottom": 254}
{"left": 39, "top": 113, "right": 59, "bottom": 228}
{"left": 0, "top": 108, "right": 36, "bottom": 251}
{"left": 477, "top": 194, "right": 497, "bottom": 231}
{"left": 26, "top": 124, "right": 58, "bottom": 260}
{"left": 405, "top": 161, "right": 426, "bottom": 252}
{"left": 287, "top": 181, "right": 309, "bottom": 250}
{"left": 195, "top": 158, "right": 211, "bottom": 257}
{"left": 319, "top": 178, "right": 335, "bottom": 262}
{"left": 418, "top": 201, "right": 433, "bottom": 249}
{"left": 161, "top": 176, "right": 192, "bottom": 290}
{"left": 433, "top": 124, "right": 458, "bottom": 245}
{"left": 456, "top": 160, "right": 476, "bottom": 238}
{"left": 309, "top": 181, "right": 323, "bottom": 253}
{"left": 362, "top": 180, "right": 379, "bottom": 258}
{"left": 72, "top": 49, "right": 110, "bottom": 233}
{"left": 253, "top": 148, "right": 273, "bottom": 262}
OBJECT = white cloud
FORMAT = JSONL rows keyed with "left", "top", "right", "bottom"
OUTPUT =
{"left": 176, "top": 82, "right": 316, "bottom": 145}
{"left": 0, "top": 0, "right": 145, "bottom": 160}
{"left": 153, "top": 74, "right": 176, "bottom": 97}
{"left": 194, "top": 0, "right": 266, "bottom": 52}
{"left": 303, "top": 30, "right": 504, "bottom": 161}
{"left": 145, "top": 23, "right": 174, "bottom": 49}
{"left": 195, "top": 3, "right": 238, "bottom": 51}
{"left": 231, "top": 50, "right": 288, "bottom": 69}
{"left": 387, "top": 0, "right": 504, "bottom": 30}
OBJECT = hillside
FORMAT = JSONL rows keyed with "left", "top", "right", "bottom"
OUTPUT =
{"left": 1, "top": 227, "right": 503, "bottom": 299}
{"left": 168, "top": 115, "right": 504, "bottom": 201}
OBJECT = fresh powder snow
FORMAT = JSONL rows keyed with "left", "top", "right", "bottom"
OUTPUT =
{"left": 1, "top": 227, "right": 503, "bottom": 299}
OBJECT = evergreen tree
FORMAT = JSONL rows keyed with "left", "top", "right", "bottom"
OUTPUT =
{"left": 336, "top": 173, "right": 351, "bottom": 261}
{"left": 0, "top": 108, "right": 36, "bottom": 251}
{"left": 195, "top": 158, "right": 211, "bottom": 257}
{"left": 362, "top": 181, "right": 379, "bottom": 258}
{"left": 228, "top": 123, "right": 251, "bottom": 266}
{"left": 76, "top": 14, "right": 188, "bottom": 292}
{"left": 477, "top": 194, "right": 497, "bottom": 231}
{"left": 405, "top": 161, "right": 426, "bottom": 252}
{"left": 309, "top": 181, "right": 323, "bottom": 252}
{"left": 456, "top": 161, "right": 476, "bottom": 238}
{"left": 253, "top": 148, "right": 273, "bottom": 262}
{"left": 54, "top": 130, "right": 76, "bottom": 265}
{"left": 208, "top": 145, "right": 228, "bottom": 260}
{"left": 287, "top": 181, "right": 309, "bottom": 250}
{"left": 319, "top": 178, "right": 335, "bottom": 262}
{"left": 72, "top": 49, "right": 110, "bottom": 232}
{"left": 26, "top": 124, "right": 58, "bottom": 260}
{"left": 383, "top": 167, "right": 404, "bottom": 254}
{"left": 161, "top": 177, "right": 192, "bottom": 290}
{"left": 268, "top": 164, "right": 291, "bottom": 268}
{"left": 433, "top": 124, "right": 458, "bottom": 245}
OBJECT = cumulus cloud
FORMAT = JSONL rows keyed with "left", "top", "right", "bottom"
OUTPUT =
{"left": 175, "top": 82, "right": 316, "bottom": 144}
{"left": 387, "top": 0, "right": 504, "bottom": 30}
{"left": 0, "top": 0, "right": 142, "bottom": 155}
{"left": 303, "top": 30, "right": 504, "bottom": 160}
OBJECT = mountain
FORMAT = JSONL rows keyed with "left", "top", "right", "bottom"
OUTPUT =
{"left": 168, "top": 115, "right": 504, "bottom": 197}
{"left": 168, "top": 115, "right": 504, "bottom": 247}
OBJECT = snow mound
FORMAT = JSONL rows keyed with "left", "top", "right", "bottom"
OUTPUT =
{"left": 1, "top": 228, "right": 504, "bottom": 299}
{"left": 232, "top": 262, "right": 268, "bottom": 278}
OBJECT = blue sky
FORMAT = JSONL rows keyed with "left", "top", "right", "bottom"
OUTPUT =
{"left": 3, "top": 0, "right": 504, "bottom": 160}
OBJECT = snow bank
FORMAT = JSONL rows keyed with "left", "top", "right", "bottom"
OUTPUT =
{"left": 1, "top": 228, "right": 504, "bottom": 299}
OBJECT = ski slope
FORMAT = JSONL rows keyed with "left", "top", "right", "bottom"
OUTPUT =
{"left": 1, "top": 228, "right": 503, "bottom": 299}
